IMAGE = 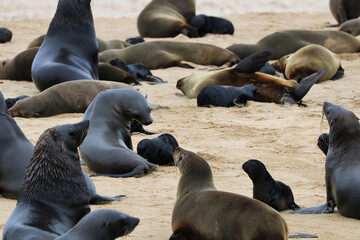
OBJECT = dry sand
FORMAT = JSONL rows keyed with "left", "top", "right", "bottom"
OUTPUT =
{"left": 1, "top": 9, "right": 360, "bottom": 240}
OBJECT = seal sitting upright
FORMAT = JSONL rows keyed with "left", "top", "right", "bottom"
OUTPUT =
{"left": 171, "top": 147, "right": 289, "bottom": 239}
{"left": 79, "top": 89, "right": 158, "bottom": 177}
{"left": 31, "top": 0, "right": 99, "bottom": 91}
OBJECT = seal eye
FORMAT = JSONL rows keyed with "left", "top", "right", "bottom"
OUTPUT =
{"left": 178, "top": 154, "right": 183, "bottom": 161}
{"left": 69, "top": 129, "right": 76, "bottom": 137}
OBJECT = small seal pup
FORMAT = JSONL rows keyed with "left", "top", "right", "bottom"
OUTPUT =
{"left": 242, "top": 159, "right": 300, "bottom": 211}
{"left": 189, "top": 14, "right": 234, "bottom": 37}
{"left": 339, "top": 17, "right": 360, "bottom": 36}
{"left": 272, "top": 44, "right": 344, "bottom": 82}
{"left": 31, "top": 0, "right": 99, "bottom": 91}
{"left": 0, "top": 27, "right": 12, "bottom": 43}
{"left": 79, "top": 89, "right": 158, "bottom": 177}
{"left": 171, "top": 147, "right": 289, "bottom": 240}
{"left": 293, "top": 102, "right": 360, "bottom": 219}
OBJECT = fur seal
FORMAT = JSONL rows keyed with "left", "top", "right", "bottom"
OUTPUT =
{"left": 0, "top": 27, "right": 12, "bottom": 43}
{"left": 137, "top": 133, "right": 179, "bottom": 166}
{"left": 137, "top": 0, "right": 198, "bottom": 38}
{"left": 339, "top": 17, "right": 360, "bottom": 36}
{"left": 177, "top": 51, "right": 326, "bottom": 104}
{"left": 99, "top": 41, "right": 239, "bottom": 69}
{"left": 31, "top": 0, "right": 99, "bottom": 91}
{"left": 293, "top": 102, "right": 360, "bottom": 219}
{"left": 272, "top": 44, "right": 344, "bottom": 82}
{"left": 5, "top": 95, "right": 29, "bottom": 109}
{"left": 79, "top": 89, "right": 158, "bottom": 177}
{"left": 125, "top": 36, "right": 145, "bottom": 45}
{"left": 226, "top": 30, "right": 360, "bottom": 60}
{"left": 171, "top": 147, "right": 289, "bottom": 239}
{"left": 189, "top": 14, "right": 234, "bottom": 37}
{"left": 330, "top": 0, "right": 360, "bottom": 25}
{"left": 197, "top": 84, "right": 257, "bottom": 107}
{"left": 242, "top": 159, "right": 300, "bottom": 211}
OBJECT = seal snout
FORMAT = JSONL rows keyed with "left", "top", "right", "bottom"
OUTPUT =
{"left": 176, "top": 79, "right": 183, "bottom": 90}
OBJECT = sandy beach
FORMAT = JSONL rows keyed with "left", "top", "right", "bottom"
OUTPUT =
{"left": 1, "top": 1, "right": 360, "bottom": 239}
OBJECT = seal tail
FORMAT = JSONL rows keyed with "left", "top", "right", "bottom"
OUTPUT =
{"left": 289, "top": 232, "right": 318, "bottom": 238}
{"left": 292, "top": 69, "right": 326, "bottom": 102}
{"left": 234, "top": 50, "right": 272, "bottom": 73}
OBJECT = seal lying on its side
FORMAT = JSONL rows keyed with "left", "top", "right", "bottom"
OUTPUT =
{"left": 242, "top": 159, "right": 300, "bottom": 211}
{"left": 171, "top": 147, "right": 289, "bottom": 240}
{"left": 0, "top": 27, "right": 12, "bottom": 43}
{"left": 189, "top": 14, "right": 234, "bottom": 37}
{"left": 293, "top": 102, "right": 360, "bottom": 219}
{"left": 79, "top": 89, "right": 158, "bottom": 177}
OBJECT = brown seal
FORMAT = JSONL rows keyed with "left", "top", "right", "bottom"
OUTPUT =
{"left": 272, "top": 44, "right": 344, "bottom": 82}
{"left": 330, "top": 0, "right": 360, "bottom": 25}
{"left": 339, "top": 17, "right": 360, "bottom": 36}
{"left": 99, "top": 41, "right": 239, "bottom": 69}
{"left": 137, "top": 0, "right": 198, "bottom": 38}
{"left": 171, "top": 147, "right": 288, "bottom": 239}
{"left": 226, "top": 30, "right": 360, "bottom": 60}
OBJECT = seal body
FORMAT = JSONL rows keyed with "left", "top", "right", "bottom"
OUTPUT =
{"left": 99, "top": 41, "right": 239, "bottom": 69}
{"left": 137, "top": 0, "right": 197, "bottom": 38}
{"left": 242, "top": 159, "right": 300, "bottom": 211}
{"left": 31, "top": 0, "right": 99, "bottom": 91}
{"left": 330, "top": 0, "right": 360, "bottom": 24}
{"left": 339, "top": 17, "right": 360, "bottom": 36}
{"left": 79, "top": 89, "right": 158, "bottom": 177}
{"left": 0, "top": 27, "right": 12, "bottom": 43}
{"left": 171, "top": 147, "right": 289, "bottom": 240}
{"left": 189, "top": 14, "right": 234, "bottom": 37}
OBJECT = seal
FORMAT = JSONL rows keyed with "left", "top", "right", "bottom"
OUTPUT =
{"left": 272, "top": 44, "right": 344, "bottom": 82}
{"left": 56, "top": 209, "right": 139, "bottom": 240}
{"left": 339, "top": 17, "right": 360, "bottom": 36}
{"left": 31, "top": 0, "right": 99, "bottom": 91}
{"left": 292, "top": 102, "right": 360, "bottom": 219}
{"left": 197, "top": 84, "right": 258, "bottom": 108}
{"left": 125, "top": 36, "right": 145, "bottom": 45}
{"left": 0, "top": 27, "right": 12, "bottom": 43}
{"left": 189, "top": 14, "right": 234, "bottom": 37}
{"left": 330, "top": 0, "right": 360, "bottom": 25}
{"left": 242, "top": 159, "right": 300, "bottom": 211}
{"left": 98, "top": 63, "right": 141, "bottom": 85}
{"left": 171, "top": 147, "right": 289, "bottom": 239}
{"left": 79, "top": 89, "right": 158, "bottom": 177}
{"left": 99, "top": 41, "right": 239, "bottom": 69}
{"left": 137, "top": 0, "right": 198, "bottom": 38}
{"left": 137, "top": 133, "right": 179, "bottom": 166}
{"left": 226, "top": 30, "right": 360, "bottom": 60}
{"left": 176, "top": 51, "right": 326, "bottom": 104}
{"left": 2, "top": 120, "right": 91, "bottom": 239}
{"left": 5, "top": 95, "right": 29, "bottom": 109}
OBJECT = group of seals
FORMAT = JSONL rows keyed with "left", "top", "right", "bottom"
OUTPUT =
{"left": 329, "top": 0, "right": 360, "bottom": 25}
{"left": 79, "top": 89, "right": 158, "bottom": 177}
{"left": 0, "top": 27, "right": 12, "bottom": 43}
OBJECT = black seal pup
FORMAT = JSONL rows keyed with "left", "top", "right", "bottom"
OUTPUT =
{"left": 0, "top": 27, "right": 12, "bottom": 43}
{"left": 189, "top": 14, "right": 234, "bottom": 37}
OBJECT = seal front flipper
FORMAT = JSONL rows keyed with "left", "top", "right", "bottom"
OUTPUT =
{"left": 317, "top": 133, "right": 329, "bottom": 156}
{"left": 131, "top": 120, "right": 157, "bottom": 135}
{"left": 235, "top": 51, "right": 271, "bottom": 73}
{"left": 289, "top": 232, "right": 319, "bottom": 238}
{"left": 291, "top": 69, "right": 326, "bottom": 102}
{"left": 291, "top": 204, "right": 335, "bottom": 214}
{"left": 174, "top": 62, "right": 195, "bottom": 69}
{"left": 330, "top": 67, "right": 344, "bottom": 80}
{"left": 290, "top": 202, "right": 301, "bottom": 211}
{"left": 90, "top": 165, "right": 154, "bottom": 178}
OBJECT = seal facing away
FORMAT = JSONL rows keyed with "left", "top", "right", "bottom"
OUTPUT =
{"left": 272, "top": 44, "right": 344, "bottom": 82}
{"left": 99, "top": 41, "right": 239, "bottom": 69}
{"left": 31, "top": 0, "right": 99, "bottom": 91}
{"left": 177, "top": 51, "right": 325, "bottom": 105}
{"left": 137, "top": 0, "right": 198, "bottom": 38}
{"left": 293, "top": 102, "right": 360, "bottom": 219}
{"left": 0, "top": 27, "right": 12, "bottom": 43}
{"left": 330, "top": 0, "right": 360, "bottom": 25}
{"left": 242, "top": 159, "right": 300, "bottom": 211}
{"left": 171, "top": 147, "right": 289, "bottom": 240}
{"left": 226, "top": 30, "right": 360, "bottom": 60}
{"left": 137, "top": 133, "right": 179, "bottom": 166}
{"left": 79, "top": 89, "right": 158, "bottom": 177}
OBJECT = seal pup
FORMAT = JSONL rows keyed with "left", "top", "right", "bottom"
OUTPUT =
{"left": 176, "top": 51, "right": 325, "bottom": 104}
{"left": 189, "top": 14, "right": 234, "bottom": 37}
{"left": 242, "top": 159, "right": 300, "bottom": 211}
{"left": 99, "top": 41, "right": 239, "bottom": 69}
{"left": 339, "top": 17, "right": 360, "bottom": 36}
{"left": 272, "top": 44, "right": 344, "bottom": 82}
{"left": 171, "top": 147, "right": 289, "bottom": 240}
{"left": 125, "top": 36, "right": 145, "bottom": 45}
{"left": 226, "top": 30, "right": 360, "bottom": 60}
{"left": 293, "top": 102, "right": 360, "bottom": 219}
{"left": 137, "top": 0, "right": 198, "bottom": 38}
{"left": 0, "top": 27, "right": 12, "bottom": 43}
{"left": 56, "top": 209, "right": 139, "bottom": 240}
{"left": 330, "top": 0, "right": 360, "bottom": 25}
{"left": 31, "top": 0, "right": 99, "bottom": 91}
{"left": 137, "top": 134, "right": 179, "bottom": 166}
{"left": 79, "top": 89, "right": 158, "bottom": 177}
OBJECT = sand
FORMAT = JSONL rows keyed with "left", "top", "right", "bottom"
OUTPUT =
{"left": 1, "top": 5, "right": 360, "bottom": 240}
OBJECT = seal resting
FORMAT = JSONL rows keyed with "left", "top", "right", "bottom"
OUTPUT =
{"left": 99, "top": 41, "right": 239, "bottom": 69}
{"left": 137, "top": 133, "right": 179, "bottom": 166}
{"left": 176, "top": 51, "right": 326, "bottom": 104}
{"left": 339, "top": 17, "right": 360, "bottom": 36}
{"left": 171, "top": 147, "right": 289, "bottom": 240}
{"left": 242, "top": 159, "right": 300, "bottom": 211}
{"left": 137, "top": 0, "right": 198, "bottom": 38}
{"left": 79, "top": 89, "right": 158, "bottom": 177}
{"left": 0, "top": 27, "right": 12, "bottom": 43}
{"left": 293, "top": 102, "right": 360, "bottom": 219}
{"left": 272, "top": 44, "right": 344, "bottom": 82}
{"left": 31, "top": 0, "right": 99, "bottom": 91}
{"left": 226, "top": 30, "right": 360, "bottom": 60}
{"left": 189, "top": 14, "right": 234, "bottom": 37}
{"left": 330, "top": 0, "right": 360, "bottom": 25}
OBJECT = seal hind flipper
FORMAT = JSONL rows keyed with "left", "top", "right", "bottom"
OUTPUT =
{"left": 174, "top": 62, "right": 195, "bottom": 69}
{"left": 330, "top": 67, "right": 345, "bottom": 80}
{"left": 291, "top": 204, "right": 335, "bottom": 214}
{"left": 291, "top": 69, "right": 326, "bottom": 102}
{"left": 90, "top": 165, "right": 153, "bottom": 178}
{"left": 289, "top": 232, "right": 319, "bottom": 238}
{"left": 235, "top": 51, "right": 271, "bottom": 73}
{"left": 89, "top": 194, "right": 126, "bottom": 205}
{"left": 233, "top": 95, "right": 248, "bottom": 108}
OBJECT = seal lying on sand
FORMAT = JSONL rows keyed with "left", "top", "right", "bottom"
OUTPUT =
{"left": 177, "top": 51, "right": 325, "bottom": 104}
{"left": 293, "top": 102, "right": 360, "bottom": 219}
{"left": 227, "top": 30, "right": 360, "bottom": 60}
{"left": 339, "top": 17, "right": 360, "bottom": 36}
{"left": 99, "top": 41, "right": 239, "bottom": 69}
{"left": 31, "top": 0, "right": 99, "bottom": 91}
{"left": 0, "top": 27, "right": 12, "bottom": 43}
{"left": 137, "top": 0, "right": 197, "bottom": 38}
{"left": 272, "top": 44, "right": 344, "bottom": 82}
{"left": 79, "top": 89, "right": 158, "bottom": 177}
{"left": 189, "top": 14, "right": 234, "bottom": 37}
{"left": 171, "top": 147, "right": 289, "bottom": 240}
{"left": 243, "top": 159, "right": 300, "bottom": 211}
{"left": 330, "top": 0, "right": 360, "bottom": 25}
